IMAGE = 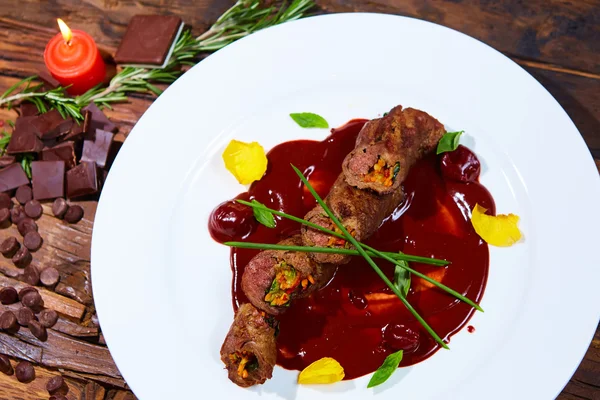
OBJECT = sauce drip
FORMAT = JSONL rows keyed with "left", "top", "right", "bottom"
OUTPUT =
{"left": 209, "top": 119, "right": 495, "bottom": 379}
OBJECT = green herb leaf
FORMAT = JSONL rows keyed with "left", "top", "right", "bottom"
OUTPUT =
{"left": 436, "top": 131, "right": 463, "bottom": 155}
{"left": 290, "top": 113, "right": 329, "bottom": 129}
{"left": 394, "top": 259, "right": 411, "bottom": 298}
{"left": 6, "top": 120, "right": 15, "bottom": 129}
{"left": 367, "top": 350, "right": 403, "bottom": 388}
{"left": 251, "top": 199, "right": 276, "bottom": 228}
{"left": 18, "top": 154, "right": 34, "bottom": 179}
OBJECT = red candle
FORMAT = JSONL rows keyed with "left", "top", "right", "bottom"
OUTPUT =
{"left": 44, "top": 19, "right": 106, "bottom": 95}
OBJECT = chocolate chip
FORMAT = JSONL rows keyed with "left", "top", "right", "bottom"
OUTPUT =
{"left": 0, "top": 208, "right": 10, "bottom": 228}
{"left": 15, "top": 361, "right": 34, "bottom": 383}
{"left": 23, "top": 231, "right": 42, "bottom": 251}
{"left": 28, "top": 319, "right": 47, "bottom": 341}
{"left": 40, "top": 267, "right": 60, "bottom": 287}
{"left": 0, "top": 311, "right": 19, "bottom": 334}
{"left": 16, "top": 307, "right": 36, "bottom": 326}
{"left": 39, "top": 309, "right": 58, "bottom": 328}
{"left": 24, "top": 200, "right": 42, "bottom": 219}
{"left": 12, "top": 246, "right": 32, "bottom": 268}
{"left": 15, "top": 185, "right": 33, "bottom": 205}
{"left": 10, "top": 206, "right": 26, "bottom": 224}
{"left": 46, "top": 375, "right": 68, "bottom": 395}
{"left": 0, "top": 193, "right": 11, "bottom": 209}
{"left": 18, "top": 286, "right": 38, "bottom": 301}
{"left": 22, "top": 265, "right": 40, "bottom": 286}
{"left": 0, "top": 287, "right": 18, "bottom": 305}
{"left": 63, "top": 205, "right": 84, "bottom": 223}
{"left": 0, "top": 354, "right": 13, "bottom": 375}
{"left": 21, "top": 290, "right": 43, "bottom": 310}
{"left": 0, "top": 237, "right": 20, "bottom": 258}
{"left": 17, "top": 217, "right": 37, "bottom": 236}
{"left": 50, "top": 396, "right": 68, "bottom": 400}
{"left": 52, "top": 198, "right": 68, "bottom": 219}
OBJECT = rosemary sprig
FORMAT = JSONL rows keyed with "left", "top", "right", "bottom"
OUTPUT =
{"left": 289, "top": 164, "right": 448, "bottom": 349}
{"left": 237, "top": 199, "right": 482, "bottom": 312}
{"left": 0, "top": 0, "right": 315, "bottom": 116}
{"left": 224, "top": 241, "right": 444, "bottom": 265}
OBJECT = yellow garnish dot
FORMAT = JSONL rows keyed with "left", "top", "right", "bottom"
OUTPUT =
{"left": 471, "top": 204, "right": 521, "bottom": 247}
{"left": 298, "top": 357, "right": 345, "bottom": 384}
{"left": 222, "top": 140, "right": 268, "bottom": 185}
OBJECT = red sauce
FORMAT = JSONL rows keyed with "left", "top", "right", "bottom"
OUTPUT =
{"left": 467, "top": 325, "right": 476, "bottom": 333}
{"left": 209, "top": 120, "right": 495, "bottom": 379}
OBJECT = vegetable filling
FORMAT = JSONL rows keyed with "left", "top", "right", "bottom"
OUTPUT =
{"left": 362, "top": 158, "right": 400, "bottom": 187}
{"left": 229, "top": 351, "right": 258, "bottom": 379}
{"left": 327, "top": 223, "right": 356, "bottom": 248}
{"left": 264, "top": 261, "right": 312, "bottom": 306}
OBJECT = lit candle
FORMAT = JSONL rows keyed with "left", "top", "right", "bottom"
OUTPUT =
{"left": 44, "top": 19, "right": 106, "bottom": 95}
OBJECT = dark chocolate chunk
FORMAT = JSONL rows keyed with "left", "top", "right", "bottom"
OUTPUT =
{"left": 59, "top": 120, "right": 85, "bottom": 143}
{"left": 0, "top": 354, "right": 13, "bottom": 375}
{"left": 40, "top": 267, "right": 60, "bottom": 287}
{"left": 23, "top": 231, "right": 42, "bottom": 251}
{"left": 15, "top": 185, "right": 33, "bottom": 204}
{"left": 63, "top": 205, "right": 84, "bottom": 223}
{"left": 10, "top": 205, "right": 26, "bottom": 224}
{"left": 82, "top": 103, "right": 117, "bottom": 135}
{"left": 22, "top": 265, "right": 40, "bottom": 286}
{"left": 115, "top": 15, "right": 182, "bottom": 66}
{"left": 16, "top": 307, "right": 36, "bottom": 326}
{"left": 41, "top": 142, "right": 77, "bottom": 169}
{"left": 0, "top": 207, "right": 10, "bottom": 228}
{"left": 28, "top": 319, "right": 47, "bottom": 341}
{"left": 12, "top": 246, "right": 32, "bottom": 268}
{"left": 0, "top": 311, "right": 19, "bottom": 333}
{"left": 29, "top": 110, "right": 73, "bottom": 139}
{"left": 47, "top": 375, "right": 68, "bottom": 395}
{"left": 52, "top": 198, "right": 68, "bottom": 218}
{"left": 0, "top": 164, "right": 29, "bottom": 192}
{"left": 20, "top": 102, "right": 39, "bottom": 117}
{"left": 39, "top": 71, "right": 60, "bottom": 90}
{"left": 31, "top": 160, "right": 65, "bottom": 200}
{"left": 6, "top": 117, "right": 43, "bottom": 154}
{"left": 0, "top": 287, "right": 18, "bottom": 305}
{"left": 15, "top": 361, "right": 34, "bottom": 383}
{"left": 66, "top": 162, "right": 98, "bottom": 198}
{"left": 81, "top": 129, "right": 114, "bottom": 169}
{"left": 18, "top": 286, "right": 38, "bottom": 301}
{"left": 17, "top": 218, "right": 37, "bottom": 236}
{"left": 21, "top": 290, "right": 43, "bottom": 309}
{"left": 0, "top": 193, "right": 11, "bottom": 209}
{"left": 0, "top": 155, "right": 16, "bottom": 168}
{"left": 39, "top": 309, "right": 58, "bottom": 329}
{"left": 24, "top": 200, "right": 42, "bottom": 219}
{"left": 0, "top": 237, "right": 20, "bottom": 258}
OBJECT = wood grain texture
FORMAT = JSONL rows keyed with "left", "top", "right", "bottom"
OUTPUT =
{"left": 0, "top": 0, "right": 598, "bottom": 399}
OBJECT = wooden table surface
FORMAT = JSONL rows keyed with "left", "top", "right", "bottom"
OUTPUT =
{"left": 0, "top": 1, "right": 598, "bottom": 399}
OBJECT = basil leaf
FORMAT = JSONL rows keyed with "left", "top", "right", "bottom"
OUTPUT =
{"left": 367, "top": 350, "right": 403, "bottom": 388}
{"left": 290, "top": 112, "right": 329, "bottom": 129}
{"left": 436, "top": 131, "right": 463, "bottom": 154}
{"left": 251, "top": 199, "right": 276, "bottom": 228}
{"left": 394, "top": 260, "right": 411, "bottom": 298}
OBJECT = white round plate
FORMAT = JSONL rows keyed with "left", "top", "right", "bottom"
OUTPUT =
{"left": 92, "top": 13, "right": 600, "bottom": 400}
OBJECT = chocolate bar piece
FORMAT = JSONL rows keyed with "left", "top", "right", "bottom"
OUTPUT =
{"left": 38, "top": 71, "right": 60, "bottom": 90}
{"left": 31, "top": 161, "right": 65, "bottom": 200}
{"left": 30, "top": 110, "right": 73, "bottom": 140}
{"left": 82, "top": 104, "right": 116, "bottom": 135}
{"left": 81, "top": 129, "right": 114, "bottom": 169}
{"left": 0, "top": 156, "right": 16, "bottom": 168}
{"left": 20, "top": 103, "right": 39, "bottom": 118}
{"left": 41, "top": 142, "right": 77, "bottom": 169}
{"left": 59, "top": 120, "right": 85, "bottom": 143}
{"left": 0, "top": 164, "right": 29, "bottom": 192}
{"left": 66, "top": 162, "right": 99, "bottom": 198}
{"left": 6, "top": 118, "right": 43, "bottom": 154}
{"left": 114, "top": 15, "right": 183, "bottom": 67}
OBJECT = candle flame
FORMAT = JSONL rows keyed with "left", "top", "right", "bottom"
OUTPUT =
{"left": 57, "top": 18, "right": 72, "bottom": 43}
